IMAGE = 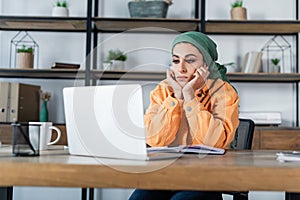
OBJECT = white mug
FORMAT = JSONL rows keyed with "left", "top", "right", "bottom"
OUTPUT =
{"left": 29, "top": 122, "right": 61, "bottom": 150}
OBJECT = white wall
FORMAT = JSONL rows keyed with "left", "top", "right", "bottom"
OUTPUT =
{"left": 0, "top": 0, "right": 297, "bottom": 199}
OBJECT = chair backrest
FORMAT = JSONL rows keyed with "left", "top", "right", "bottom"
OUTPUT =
{"left": 230, "top": 118, "right": 255, "bottom": 150}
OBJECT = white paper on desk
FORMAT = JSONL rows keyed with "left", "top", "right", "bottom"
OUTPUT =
{"left": 147, "top": 144, "right": 225, "bottom": 155}
{"left": 276, "top": 151, "right": 300, "bottom": 162}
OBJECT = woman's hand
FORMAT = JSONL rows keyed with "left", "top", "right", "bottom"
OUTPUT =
{"left": 166, "top": 69, "right": 183, "bottom": 99}
{"left": 182, "top": 66, "right": 210, "bottom": 102}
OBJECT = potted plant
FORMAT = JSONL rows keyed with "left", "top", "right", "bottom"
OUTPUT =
{"left": 52, "top": 0, "right": 69, "bottom": 17}
{"left": 16, "top": 45, "right": 34, "bottom": 69}
{"left": 104, "top": 49, "right": 127, "bottom": 70}
{"left": 271, "top": 58, "right": 280, "bottom": 73}
{"left": 128, "top": 0, "right": 173, "bottom": 18}
{"left": 230, "top": 0, "right": 247, "bottom": 20}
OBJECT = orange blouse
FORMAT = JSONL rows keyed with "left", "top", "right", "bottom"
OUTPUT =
{"left": 145, "top": 78, "right": 239, "bottom": 149}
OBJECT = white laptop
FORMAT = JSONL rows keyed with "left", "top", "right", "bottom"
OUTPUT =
{"left": 63, "top": 84, "right": 179, "bottom": 161}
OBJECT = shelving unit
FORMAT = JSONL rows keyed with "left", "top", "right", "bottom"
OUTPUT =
{"left": 1, "top": 1, "right": 300, "bottom": 198}
{"left": 0, "top": 0, "right": 300, "bottom": 127}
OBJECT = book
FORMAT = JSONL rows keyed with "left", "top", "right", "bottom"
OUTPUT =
{"left": 241, "top": 51, "right": 263, "bottom": 73}
{"left": 276, "top": 151, "right": 300, "bottom": 162}
{"left": 51, "top": 62, "right": 80, "bottom": 69}
{"left": 147, "top": 144, "right": 225, "bottom": 155}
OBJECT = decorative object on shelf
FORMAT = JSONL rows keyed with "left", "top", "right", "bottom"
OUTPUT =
{"left": 261, "top": 35, "right": 292, "bottom": 73}
{"left": 16, "top": 45, "right": 34, "bottom": 69}
{"left": 128, "top": 0, "right": 173, "bottom": 18}
{"left": 40, "top": 91, "right": 51, "bottom": 122}
{"left": 271, "top": 58, "right": 280, "bottom": 73}
{"left": 104, "top": 49, "right": 127, "bottom": 70}
{"left": 230, "top": 0, "right": 247, "bottom": 20}
{"left": 52, "top": 0, "right": 69, "bottom": 17}
{"left": 10, "top": 31, "right": 39, "bottom": 69}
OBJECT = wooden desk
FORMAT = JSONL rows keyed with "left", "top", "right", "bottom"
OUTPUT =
{"left": 0, "top": 146, "right": 300, "bottom": 193}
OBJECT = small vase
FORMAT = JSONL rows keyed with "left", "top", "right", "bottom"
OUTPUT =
{"left": 231, "top": 7, "right": 247, "bottom": 20}
{"left": 40, "top": 100, "right": 49, "bottom": 122}
{"left": 52, "top": 7, "right": 69, "bottom": 17}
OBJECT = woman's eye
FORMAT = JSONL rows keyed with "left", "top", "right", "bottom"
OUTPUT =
{"left": 185, "top": 59, "right": 195, "bottom": 64}
{"left": 172, "top": 59, "right": 180, "bottom": 64}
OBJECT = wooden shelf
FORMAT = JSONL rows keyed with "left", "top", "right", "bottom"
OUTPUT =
{"left": 93, "top": 71, "right": 300, "bottom": 82}
{"left": 0, "top": 16, "right": 86, "bottom": 31}
{"left": 92, "top": 70, "right": 166, "bottom": 81}
{"left": 0, "top": 69, "right": 299, "bottom": 82}
{"left": 0, "top": 68, "right": 85, "bottom": 79}
{"left": 205, "top": 20, "right": 300, "bottom": 34}
{"left": 227, "top": 73, "right": 300, "bottom": 82}
{"left": 94, "top": 17, "right": 200, "bottom": 32}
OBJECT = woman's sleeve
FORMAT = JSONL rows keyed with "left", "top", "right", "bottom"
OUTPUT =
{"left": 184, "top": 81, "right": 239, "bottom": 148}
{"left": 145, "top": 86, "right": 182, "bottom": 147}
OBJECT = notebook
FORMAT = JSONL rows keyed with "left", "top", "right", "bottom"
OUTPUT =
{"left": 63, "top": 84, "right": 180, "bottom": 161}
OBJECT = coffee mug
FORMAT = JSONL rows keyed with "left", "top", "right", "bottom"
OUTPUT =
{"left": 29, "top": 122, "right": 61, "bottom": 150}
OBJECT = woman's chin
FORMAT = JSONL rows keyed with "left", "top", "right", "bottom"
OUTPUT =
{"left": 178, "top": 81, "right": 188, "bottom": 87}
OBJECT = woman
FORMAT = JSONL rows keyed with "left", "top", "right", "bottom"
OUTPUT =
{"left": 129, "top": 31, "right": 239, "bottom": 200}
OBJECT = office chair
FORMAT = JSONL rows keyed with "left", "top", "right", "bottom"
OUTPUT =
{"left": 224, "top": 118, "right": 255, "bottom": 200}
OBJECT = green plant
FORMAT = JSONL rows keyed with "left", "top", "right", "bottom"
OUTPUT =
{"left": 17, "top": 45, "right": 33, "bottom": 53}
{"left": 271, "top": 58, "right": 280, "bottom": 66}
{"left": 231, "top": 0, "right": 243, "bottom": 8}
{"left": 55, "top": 0, "right": 68, "bottom": 8}
{"left": 105, "top": 49, "right": 127, "bottom": 62}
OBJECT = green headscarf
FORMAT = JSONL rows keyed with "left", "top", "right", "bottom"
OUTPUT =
{"left": 171, "top": 31, "right": 229, "bottom": 83}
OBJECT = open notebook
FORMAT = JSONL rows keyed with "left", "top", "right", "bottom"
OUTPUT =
{"left": 147, "top": 144, "right": 225, "bottom": 155}
{"left": 63, "top": 84, "right": 180, "bottom": 161}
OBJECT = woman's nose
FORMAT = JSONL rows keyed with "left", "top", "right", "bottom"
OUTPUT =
{"left": 178, "top": 60, "right": 187, "bottom": 73}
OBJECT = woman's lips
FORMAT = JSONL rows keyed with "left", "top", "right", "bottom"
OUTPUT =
{"left": 176, "top": 76, "right": 188, "bottom": 81}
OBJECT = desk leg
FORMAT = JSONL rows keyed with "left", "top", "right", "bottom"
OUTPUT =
{"left": 0, "top": 187, "right": 13, "bottom": 200}
{"left": 82, "top": 188, "right": 94, "bottom": 200}
{"left": 89, "top": 188, "right": 94, "bottom": 200}
{"left": 82, "top": 188, "right": 87, "bottom": 200}
{"left": 286, "top": 192, "right": 300, "bottom": 200}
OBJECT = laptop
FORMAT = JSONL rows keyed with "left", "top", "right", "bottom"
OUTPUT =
{"left": 63, "top": 84, "right": 179, "bottom": 161}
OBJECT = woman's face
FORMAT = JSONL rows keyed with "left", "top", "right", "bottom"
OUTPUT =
{"left": 172, "top": 43, "right": 205, "bottom": 87}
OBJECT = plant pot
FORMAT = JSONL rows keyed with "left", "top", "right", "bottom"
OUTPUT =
{"left": 128, "top": 1, "right": 169, "bottom": 18}
{"left": 231, "top": 7, "right": 247, "bottom": 20}
{"left": 16, "top": 52, "right": 34, "bottom": 69}
{"left": 52, "top": 7, "right": 69, "bottom": 17}
{"left": 272, "top": 65, "right": 281, "bottom": 73}
{"left": 111, "top": 60, "right": 125, "bottom": 70}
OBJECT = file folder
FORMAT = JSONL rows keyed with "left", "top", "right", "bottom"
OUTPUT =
{"left": 0, "top": 82, "right": 40, "bottom": 122}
